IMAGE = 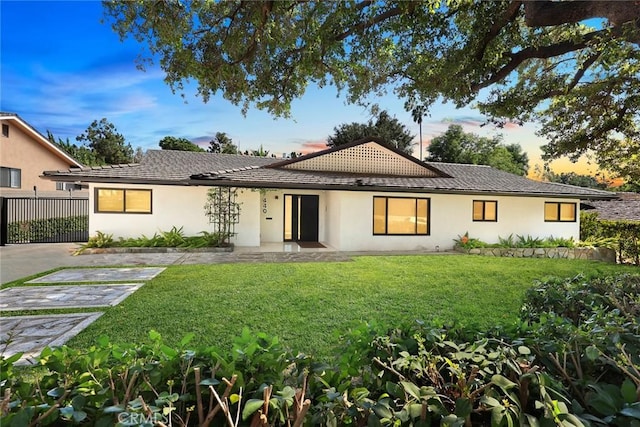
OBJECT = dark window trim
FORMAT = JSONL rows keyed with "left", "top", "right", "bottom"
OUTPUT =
{"left": 544, "top": 202, "right": 577, "bottom": 222}
{"left": 0, "top": 166, "right": 21, "bottom": 188}
{"left": 472, "top": 200, "right": 498, "bottom": 222}
{"left": 1, "top": 124, "right": 9, "bottom": 137}
{"left": 373, "top": 196, "right": 430, "bottom": 236}
{"left": 94, "top": 187, "right": 153, "bottom": 214}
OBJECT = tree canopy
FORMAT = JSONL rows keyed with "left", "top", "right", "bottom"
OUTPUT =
{"left": 48, "top": 131, "right": 102, "bottom": 166}
{"left": 538, "top": 168, "right": 609, "bottom": 190}
{"left": 207, "top": 132, "right": 239, "bottom": 154}
{"left": 104, "top": 1, "right": 639, "bottom": 177}
{"left": 327, "top": 111, "right": 414, "bottom": 154}
{"left": 76, "top": 118, "right": 134, "bottom": 165}
{"left": 427, "top": 125, "right": 529, "bottom": 176}
{"left": 159, "top": 136, "right": 205, "bottom": 152}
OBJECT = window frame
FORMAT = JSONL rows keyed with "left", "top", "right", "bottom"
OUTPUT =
{"left": 544, "top": 202, "right": 577, "bottom": 222}
{"left": 472, "top": 200, "right": 498, "bottom": 222}
{"left": 1, "top": 124, "right": 9, "bottom": 137}
{"left": 95, "top": 188, "right": 153, "bottom": 214}
{"left": 0, "top": 166, "right": 21, "bottom": 188}
{"left": 373, "top": 196, "right": 430, "bottom": 236}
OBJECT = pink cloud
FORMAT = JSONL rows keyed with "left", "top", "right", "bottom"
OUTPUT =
{"left": 299, "top": 140, "right": 329, "bottom": 154}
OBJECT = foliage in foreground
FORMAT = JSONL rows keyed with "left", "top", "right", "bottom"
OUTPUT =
{"left": 2, "top": 273, "right": 639, "bottom": 426}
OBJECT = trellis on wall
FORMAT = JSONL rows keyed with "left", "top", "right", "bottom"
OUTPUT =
{"left": 203, "top": 187, "right": 240, "bottom": 245}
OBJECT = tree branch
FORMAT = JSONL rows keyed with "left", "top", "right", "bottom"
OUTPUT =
{"left": 546, "top": 50, "right": 603, "bottom": 97}
{"left": 476, "top": 0, "right": 522, "bottom": 60}
{"left": 333, "top": 5, "right": 405, "bottom": 42}
{"left": 472, "top": 28, "right": 608, "bottom": 92}
{"left": 524, "top": 1, "right": 640, "bottom": 27}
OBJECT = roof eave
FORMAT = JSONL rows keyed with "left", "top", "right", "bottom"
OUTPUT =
{"left": 189, "top": 178, "right": 617, "bottom": 199}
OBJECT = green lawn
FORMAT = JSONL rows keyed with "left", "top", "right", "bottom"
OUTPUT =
{"left": 66, "top": 255, "right": 635, "bottom": 358}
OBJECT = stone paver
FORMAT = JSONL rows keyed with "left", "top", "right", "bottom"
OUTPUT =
{"left": 26, "top": 267, "right": 166, "bottom": 283}
{"left": 0, "top": 313, "right": 103, "bottom": 364}
{"left": 177, "top": 251, "right": 354, "bottom": 264}
{"left": 0, "top": 284, "right": 144, "bottom": 311}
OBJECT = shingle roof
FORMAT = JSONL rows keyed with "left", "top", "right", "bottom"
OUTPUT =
{"left": 42, "top": 147, "right": 616, "bottom": 199}
{"left": 43, "top": 150, "right": 278, "bottom": 184}
{"left": 582, "top": 194, "right": 640, "bottom": 221}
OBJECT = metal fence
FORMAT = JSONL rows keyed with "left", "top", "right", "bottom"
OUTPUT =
{"left": 0, "top": 197, "right": 89, "bottom": 245}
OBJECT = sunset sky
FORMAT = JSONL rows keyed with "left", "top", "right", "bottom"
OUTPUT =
{"left": 1, "top": 1, "right": 598, "bottom": 177}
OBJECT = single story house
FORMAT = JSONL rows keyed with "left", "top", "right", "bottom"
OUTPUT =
{"left": 42, "top": 138, "right": 615, "bottom": 251}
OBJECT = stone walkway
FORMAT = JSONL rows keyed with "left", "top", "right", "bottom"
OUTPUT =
{"left": 0, "top": 284, "right": 144, "bottom": 311}
{"left": 0, "top": 313, "right": 103, "bottom": 364}
{"left": 27, "top": 267, "right": 166, "bottom": 283}
{"left": 1, "top": 267, "right": 165, "bottom": 364}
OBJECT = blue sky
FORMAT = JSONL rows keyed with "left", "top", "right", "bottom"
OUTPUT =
{"left": 1, "top": 0, "right": 589, "bottom": 174}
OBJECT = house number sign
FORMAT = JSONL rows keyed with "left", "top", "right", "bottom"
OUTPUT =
{"left": 262, "top": 197, "right": 268, "bottom": 214}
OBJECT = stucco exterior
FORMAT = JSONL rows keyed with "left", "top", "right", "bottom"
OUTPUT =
{"left": 88, "top": 183, "right": 580, "bottom": 251}
{"left": 0, "top": 114, "right": 82, "bottom": 197}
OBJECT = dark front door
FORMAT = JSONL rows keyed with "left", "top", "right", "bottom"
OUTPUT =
{"left": 284, "top": 194, "right": 319, "bottom": 242}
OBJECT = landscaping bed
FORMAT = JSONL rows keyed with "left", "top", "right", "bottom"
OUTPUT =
{"left": 459, "top": 245, "right": 616, "bottom": 261}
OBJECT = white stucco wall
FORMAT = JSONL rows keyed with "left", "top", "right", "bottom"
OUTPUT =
{"left": 88, "top": 183, "right": 581, "bottom": 252}
{"left": 321, "top": 191, "right": 580, "bottom": 252}
{"left": 88, "top": 184, "right": 261, "bottom": 246}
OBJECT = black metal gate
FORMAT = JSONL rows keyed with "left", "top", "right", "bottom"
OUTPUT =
{"left": 0, "top": 197, "right": 89, "bottom": 245}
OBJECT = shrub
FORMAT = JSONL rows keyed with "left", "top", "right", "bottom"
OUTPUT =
{"left": 7, "top": 215, "right": 88, "bottom": 243}
{"left": 580, "top": 212, "right": 640, "bottom": 265}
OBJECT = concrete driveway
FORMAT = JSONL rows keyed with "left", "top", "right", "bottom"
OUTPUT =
{"left": 0, "top": 243, "right": 181, "bottom": 284}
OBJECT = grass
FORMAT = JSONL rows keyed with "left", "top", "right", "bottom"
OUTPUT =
{"left": 60, "top": 255, "right": 637, "bottom": 359}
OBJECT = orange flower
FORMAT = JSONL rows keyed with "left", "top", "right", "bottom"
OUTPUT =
{"left": 461, "top": 235, "right": 469, "bottom": 244}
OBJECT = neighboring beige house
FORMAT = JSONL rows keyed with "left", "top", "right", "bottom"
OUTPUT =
{"left": 0, "top": 112, "right": 85, "bottom": 198}
{"left": 42, "top": 138, "right": 616, "bottom": 252}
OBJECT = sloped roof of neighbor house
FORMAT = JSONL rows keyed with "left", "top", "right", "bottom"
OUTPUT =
{"left": 42, "top": 138, "right": 616, "bottom": 200}
{"left": 0, "top": 112, "right": 83, "bottom": 167}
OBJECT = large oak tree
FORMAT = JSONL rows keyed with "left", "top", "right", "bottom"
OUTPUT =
{"left": 103, "top": 0, "right": 640, "bottom": 179}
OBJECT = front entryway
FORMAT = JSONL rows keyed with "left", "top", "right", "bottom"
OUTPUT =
{"left": 283, "top": 194, "right": 319, "bottom": 242}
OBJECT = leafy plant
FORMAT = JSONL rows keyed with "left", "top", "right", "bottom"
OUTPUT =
{"left": 498, "top": 233, "right": 516, "bottom": 247}
{"left": 453, "top": 232, "right": 487, "bottom": 249}
{"left": 75, "top": 230, "right": 114, "bottom": 254}
{"left": 160, "top": 226, "right": 187, "bottom": 247}
{"left": 515, "top": 234, "right": 544, "bottom": 248}
{"left": 204, "top": 187, "right": 240, "bottom": 246}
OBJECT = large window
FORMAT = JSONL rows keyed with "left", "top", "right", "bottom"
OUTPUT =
{"left": 473, "top": 200, "right": 497, "bottom": 222}
{"left": 544, "top": 202, "right": 576, "bottom": 222}
{"left": 373, "top": 196, "right": 429, "bottom": 235}
{"left": 96, "top": 188, "right": 152, "bottom": 213}
{"left": 0, "top": 167, "right": 21, "bottom": 188}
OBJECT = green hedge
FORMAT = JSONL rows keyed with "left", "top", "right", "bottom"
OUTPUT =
{"left": 581, "top": 212, "right": 640, "bottom": 265}
{"left": 7, "top": 215, "right": 88, "bottom": 243}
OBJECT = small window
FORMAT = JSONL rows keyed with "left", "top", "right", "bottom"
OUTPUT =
{"left": 373, "top": 196, "right": 430, "bottom": 235}
{"left": 544, "top": 202, "right": 576, "bottom": 222}
{"left": 96, "top": 188, "right": 152, "bottom": 213}
{"left": 473, "top": 200, "right": 497, "bottom": 222}
{"left": 56, "top": 182, "right": 76, "bottom": 191}
{"left": 1, "top": 124, "right": 9, "bottom": 137}
{"left": 0, "top": 167, "right": 21, "bottom": 188}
